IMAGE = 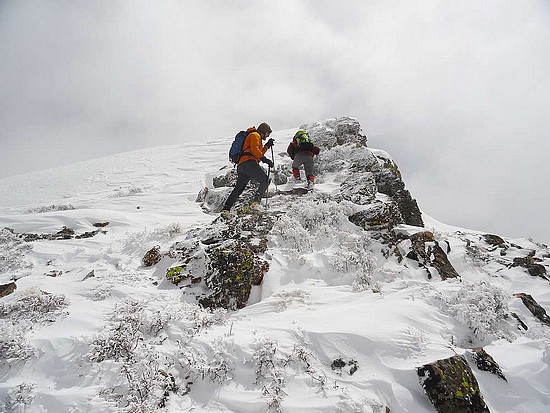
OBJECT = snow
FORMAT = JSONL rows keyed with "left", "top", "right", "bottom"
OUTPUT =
{"left": 1, "top": 127, "right": 549, "bottom": 413}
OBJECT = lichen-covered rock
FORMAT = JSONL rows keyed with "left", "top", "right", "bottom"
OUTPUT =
{"left": 468, "top": 347, "right": 507, "bottom": 381}
{"left": 199, "top": 240, "right": 269, "bottom": 310}
{"left": 166, "top": 266, "right": 185, "bottom": 285}
{"left": 417, "top": 355, "right": 490, "bottom": 413}
{"left": 142, "top": 246, "right": 162, "bottom": 267}
{"left": 514, "top": 292, "right": 550, "bottom": 326}
{"left": 0, "top": 282, "right": 16, "bottom": 298}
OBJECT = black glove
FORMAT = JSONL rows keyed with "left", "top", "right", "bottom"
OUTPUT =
{"left": 264, "top": 138, "right": 274, "bottom": 148}
{"left": 261, "top": 156, "right": 274, "bottom": 168}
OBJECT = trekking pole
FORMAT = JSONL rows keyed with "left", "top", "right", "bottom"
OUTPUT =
{"left": 271, "top": 146, "right": 278, "bottom": 193}
{"left": 265, "top": 165, "right": 271, "bottom": 208}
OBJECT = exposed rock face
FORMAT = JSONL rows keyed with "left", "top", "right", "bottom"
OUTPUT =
{"left": 511, "top": 253, "right": 548, "bottom": 279}
{"left": 0, "top": 282, "right": 17, "bottom": 298}
{"left": 372, "top": 156, "right": 424, "bottom": 228}
{"left": 417, "top": 355, "right": 490, "bottom": 413}
{"left": 303, "top": 116, "right": 367, "bottom": 148}
{"left": 6, "top": 226, "right": 106, "bottom": 242}
{"left": 468, "top": 347, "right": 507, "bottom": 381}
{"left": 399, "top": 230, "right": 460, "bottom": 280}
{"left": 142, "top": 246, "right": 162, "bottom": 267}
{"left": 167, "top": 205, "right": 272, "bottom": 310}
{"left": 514, "top": 293, "right": 550, "bottom": 326}
{"left": 190, "top": 117, "right": 426, "bottom": 310}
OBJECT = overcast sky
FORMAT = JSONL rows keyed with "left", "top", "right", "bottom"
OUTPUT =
{"left": 1, "top": 0, "right": 549, "bottom": 243}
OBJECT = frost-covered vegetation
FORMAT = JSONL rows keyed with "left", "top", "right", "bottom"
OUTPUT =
{"left": 0, "top": 228, "right": 33, "bottom": 274}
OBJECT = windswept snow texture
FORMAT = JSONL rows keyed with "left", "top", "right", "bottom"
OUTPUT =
{"left": 0, "top": 125, "right": 549, "bottom": 413}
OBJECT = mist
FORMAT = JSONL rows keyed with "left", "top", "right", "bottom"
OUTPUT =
{"left": 1, "top": 0, "right": 549, "bottom": 243}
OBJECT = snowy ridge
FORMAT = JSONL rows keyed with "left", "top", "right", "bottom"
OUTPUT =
{"left": 0, "top": 118, "right": 549, "bottom": 412}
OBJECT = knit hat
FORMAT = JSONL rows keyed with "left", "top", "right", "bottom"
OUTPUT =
{"left": 257, "top": 122, "right": 272, "bottom": 135}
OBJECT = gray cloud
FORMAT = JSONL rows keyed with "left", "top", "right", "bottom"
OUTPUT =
{"left": 1, "top": 0, "right": 549, "bottom": 243}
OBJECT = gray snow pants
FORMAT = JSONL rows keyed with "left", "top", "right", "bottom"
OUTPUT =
{"left": 223, "top": 160, "right": 269, "bottom": 209}
{"left": 292, "top": 152, "right": 314, "bottom": 178}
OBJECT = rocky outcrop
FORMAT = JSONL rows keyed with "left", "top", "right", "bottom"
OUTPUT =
{"left": 417, "top": 355, "right": 490, "bottom": 413}
{"left": 303, "top": 116, "right": 367, "bottom": 148}
{"left": 372, "top": 157, "right": 424, "bottom": 228}
{"left": 399, "top": 230, "right": 460, "bottom": 280}
{"left": 142, "top": 246, "right": 162, "bottom": 267}
{"left": 167, "top": 205, "right": 272, "bottom": 310}
{"left": 5, "top": 226, "right": 107, "bottom": 242}
{"left": 510, "top": 252, "right": 548, "bottom": 280}
{"left": 514, "top": 292, "right": 550, "bottom": 326}
{"left": 468, "top": 347, "right": 506, "bottom": 381}
{"left": 0, "top": 282, "right": 16, "bottom": 298}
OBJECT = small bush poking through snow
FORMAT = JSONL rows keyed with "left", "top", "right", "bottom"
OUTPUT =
{"left": 271, "top": 289, "right": 311, "bottom": 312}
{"left": 273, "top": 198, "right": 377, "bottom": 290}
{"left": 110, "top": 186, "right": 145, "bottom": 198}
{"left": 445, "top": 281, "right": 511, "bottom": 343}
{"left": 124, "top": 223, "right": 183, "bottom": 253}
{"left": 25, "top": 204, "right": 75, "bottom": 214}
{"left": 0, "top": 322, "right": 35, "bottom": 365}
{"left": 0, "top": 288, "right": 68, "bottom": 324}
{"left": 2, "top": 382, "right": 37, "bottom": 413}
{"left": 0, "top": 229, "right": 33, "bottom": 274}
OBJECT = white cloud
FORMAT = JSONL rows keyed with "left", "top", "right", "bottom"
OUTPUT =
{"left": 1, "top": 0, "right": 549, "bottom": 242}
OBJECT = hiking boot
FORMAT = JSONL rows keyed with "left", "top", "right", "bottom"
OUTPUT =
{"left": 306, "top": 180, "right": 314, "bottom": 190}
{"left": 292, "top": 176, "right": 302, "bottom": 183}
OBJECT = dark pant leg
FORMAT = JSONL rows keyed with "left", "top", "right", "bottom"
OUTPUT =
{"left": 224, "top": 170, "right": 251, "bottom": 209}
{"left": 239, "top": 160, "right": 269, "bottom": 202}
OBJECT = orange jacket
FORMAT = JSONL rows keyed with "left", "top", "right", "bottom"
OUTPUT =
{"left": 238, "top": 127, "right": 268, "bottom": 165}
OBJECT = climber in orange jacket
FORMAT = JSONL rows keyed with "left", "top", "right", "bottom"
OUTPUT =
{"left": 222, "top": 123, "right": 274, "bottom": 212}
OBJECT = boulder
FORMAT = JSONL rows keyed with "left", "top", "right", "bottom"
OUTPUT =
{"left": 417, "top": 355, "right": 490, "bottom": 413}
{"left": 514, "top": 293, "right": 550, "bottom": 326}
{"left": 142, "top": 246, "right": 162, "bottom": 267}
{"left": 468, "top": 347, "right": 506, "bottom": 381}
{"left": 0, "top": 282, "right": 16, "bottom": 298}
{"left": 301, "top": 117, "right": 367, "bottom": 148}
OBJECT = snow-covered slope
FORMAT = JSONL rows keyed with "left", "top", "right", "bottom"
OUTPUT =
{"left": 1, "top": 118, "right": 549, "bottom": 413}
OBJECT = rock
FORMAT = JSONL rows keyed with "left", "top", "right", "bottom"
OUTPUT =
{"left": 431, "top": 244, "right": 460, "bottom": 280}
{"left": 166, "top": 266, "right": 186, "bottom": 285}
{"left": 339, "top": 172, "right": 377, "bottom": 205}
{"left": 482, "top": 234, "right": 505, "bottom": 247}
{"left": 82, "top": 270, "right": 95, "bottom": 281}
{"left": 92, "top": 222, "right": 110, "bottom": 227}
{"left": 417, "top": 355, "right": 490, "bottom": 413}
{"left": 0, "top": 282, "right": 17, "bottom": 298}
{"left": 514, "top": 292, "right": 550, "bottom": 326}
{"left": 301, "top": 117, "right": 367, "bottom": 148}
{"left": 468, "top": 347, "right": 506, "bottom": 381}
{"left": 349, "top": 202, "right": 403, "bottom": 231}
{"left": 56, "top": 226, "right": 75, "bottom": 239}
{"left": 142, "top": 246, "right": 162, "bottom": 267}
{"left": 511, "top": 255, "right": 548, "bottom": 280}
{"left": 212, "top": 168, "right": 238, "bottom": 188}
{"left": 373, "top": 159, "right": 423, "bottom": 227}
{"left": 45, "top": 270, "right": 63, "bottom": 277}
{"left": 199, "top": 240, "right": 269, "bottom": 310}
{"left": 331, "top": 357, "right": 359, "bottom": 376}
